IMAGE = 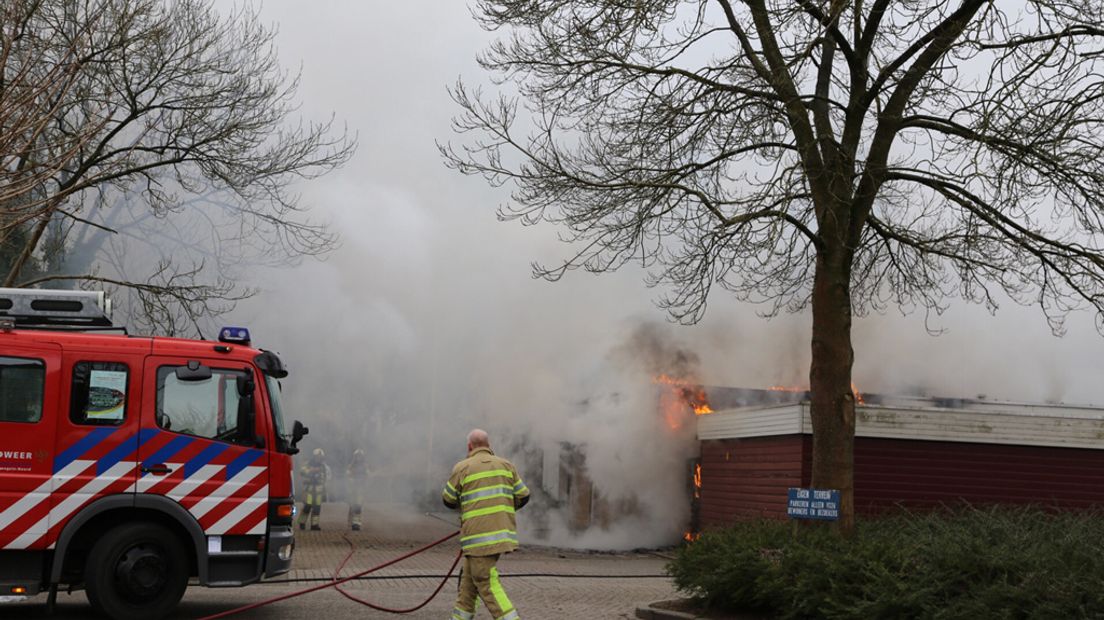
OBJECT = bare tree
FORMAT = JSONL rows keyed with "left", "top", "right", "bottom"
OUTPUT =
{"left": 0, "top": 0, "right": 354, "bottom": 333}
{"left": 1, "top": 1, "right": 106, "bottom": 263}
{"left": 442, "top": 1, "right": 1104, "bottom": 534}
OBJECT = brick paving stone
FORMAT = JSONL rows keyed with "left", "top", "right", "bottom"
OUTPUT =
{"left": 1, "top": 502, "right": 682, "bottom": 619}
{"left": 277, "top": 502, "right": 681, "bottom": 618}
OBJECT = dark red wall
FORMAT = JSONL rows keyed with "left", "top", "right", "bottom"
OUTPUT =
{"left": 854, "top": 437, "right": 1104, "bottom": 513}
{"left": 699, "top": 435, "right": 1104, "bottom": 529}
{"left": 699, "top": 435, "right": 807, "bottom": 527}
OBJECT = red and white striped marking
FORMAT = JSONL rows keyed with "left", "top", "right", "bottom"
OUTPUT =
{"left": 3, "top": 460, "right": 135, "bottom": 550}
{"left": 2, "top": 452, "right": 270, "bottom": 548}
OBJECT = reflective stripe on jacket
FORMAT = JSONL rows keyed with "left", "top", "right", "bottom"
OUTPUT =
{"left": 442, "top": 447, "right": 530, "bottom": 556}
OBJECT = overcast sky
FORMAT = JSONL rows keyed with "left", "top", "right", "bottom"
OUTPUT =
{"left": 221, "top": 1, "right": 1104, "bottom": 546}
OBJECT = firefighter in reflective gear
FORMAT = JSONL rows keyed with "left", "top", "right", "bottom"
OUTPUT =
{"left": 346, "top": 449, "right": 368, "bottom": 531}
{"left": 299, "top": 448, "right": 327, "bottom": 531}
{"left": 442, "top": 429, "right": 529, "bottom": 620}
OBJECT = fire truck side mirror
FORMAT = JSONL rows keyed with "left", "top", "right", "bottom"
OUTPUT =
{"left": 175, "top": 361, "right": 212, "bottom": 382}
{"left": 290, "top": 420, "right": 309, "bottom": 454}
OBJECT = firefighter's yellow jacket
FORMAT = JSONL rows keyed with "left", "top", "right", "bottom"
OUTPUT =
{"left": 300, "top": 460, "right": 327, "bottom": 493}
{"left": 442, "top": 447, "right": 530, "bottom": 556}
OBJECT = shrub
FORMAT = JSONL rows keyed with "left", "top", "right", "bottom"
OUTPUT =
{"left": 668, "top": 507, "right": 1104, "bottom": 619}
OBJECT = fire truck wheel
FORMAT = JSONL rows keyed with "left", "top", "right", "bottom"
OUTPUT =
{"left": 84, "top": 522, "right": 189, "bottom": 620}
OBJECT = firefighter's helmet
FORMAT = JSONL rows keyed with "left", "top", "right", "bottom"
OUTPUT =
{"left": 352, "top": 449, "right": 365, "bottom": 460}
{"left": 312, "top": 448, "right": 325, "bottom": 460}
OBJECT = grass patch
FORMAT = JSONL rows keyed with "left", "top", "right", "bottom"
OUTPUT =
{"left": 668, "top": 507, "right": 1104, "bottom": 619}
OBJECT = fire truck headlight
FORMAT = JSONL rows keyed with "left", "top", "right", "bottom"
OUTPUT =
{"left": 278, "top": 544, "right": 294, "bottom": 561}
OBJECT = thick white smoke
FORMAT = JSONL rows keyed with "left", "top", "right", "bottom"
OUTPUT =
{"left": 211, "top": 0, "right": 1104, "bottom": 551}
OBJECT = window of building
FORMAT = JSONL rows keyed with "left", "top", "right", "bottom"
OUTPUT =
{"left": 156, "top": 366, "right": 253, "bottom": 445}
{"left": 0, "top": 357, "right": 45, "bottom": 423}
{"left": 70, "top": 362, "right": 130, "bottom": 425}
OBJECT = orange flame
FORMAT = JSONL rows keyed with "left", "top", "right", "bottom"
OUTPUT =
{"left": 684, "top": 461, "right": 703, "bottom": 542}
{"left": 653, "top": 375, "right": 714, "bottom": 429}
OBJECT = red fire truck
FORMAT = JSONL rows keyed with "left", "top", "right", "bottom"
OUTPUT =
{"left": 0, "top": 288, "right": 307, "bottom": 619}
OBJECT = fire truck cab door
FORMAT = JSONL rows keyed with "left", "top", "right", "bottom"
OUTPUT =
{"left": 38, "top": 348, "right": 144, "bottom": 551}
{"left": 0, "top": 341, "right": 61, "bottom": 550}
{"left": 139, "top": 356, "right": 269, "bottom": 538}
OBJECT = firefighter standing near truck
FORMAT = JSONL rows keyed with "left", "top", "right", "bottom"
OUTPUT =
{"left": 442, "top": 429, "right": 529, "bottom": 620}
{"left": 346, "top": 449, "right": 369, "bottom": 530}
{"left": 299, "top": 448, "right": 328, "bottom": 531}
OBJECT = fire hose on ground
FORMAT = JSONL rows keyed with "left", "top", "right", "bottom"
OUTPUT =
{"left": 197, "top": 530, "right": 461, "bottom": 619}
{"left": 330, "top": 533, "right": 463, "bottom": 614}
{"left": 196, "top": 530, "right": 671, "bottom": 619}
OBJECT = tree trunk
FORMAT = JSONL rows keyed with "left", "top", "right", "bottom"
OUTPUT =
{"left": 808, "top": 247, "right": 856, "bottom": 536}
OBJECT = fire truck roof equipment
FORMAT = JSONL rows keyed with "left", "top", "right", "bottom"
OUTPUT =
{"left": 0, "top": 287, "right": 113, "bottom": 328}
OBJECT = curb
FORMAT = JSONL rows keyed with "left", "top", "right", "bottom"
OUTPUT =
{"left": 635, "top": 601, "right": 702, "bottom": 619}
{"left": 636, "top": 600, "right": 773, "bottom": 620}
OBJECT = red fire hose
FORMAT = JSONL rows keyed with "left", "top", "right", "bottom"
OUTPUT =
{"left": 197, "top": 530, "right": 460, "bottom": 620}
{"left": 331, "top": 533, "right": 463, "bottom": 613}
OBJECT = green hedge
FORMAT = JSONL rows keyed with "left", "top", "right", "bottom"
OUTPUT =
{"left": 668, "top": 507, "right": 1104, "bottom": 619}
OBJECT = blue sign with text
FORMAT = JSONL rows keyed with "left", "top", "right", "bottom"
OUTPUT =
{"left": 787, "top": 488, "right": 840, "bottom": 521}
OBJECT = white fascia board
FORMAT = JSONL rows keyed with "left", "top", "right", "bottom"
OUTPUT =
{"left": 848, "top": 405, "right": 1104, "bottom": 449}
{"left": 701, "top": 401, "right": 1104, "bottom": 450}
{"left": 697, "top": 404, "right": 805, "bottom": 440}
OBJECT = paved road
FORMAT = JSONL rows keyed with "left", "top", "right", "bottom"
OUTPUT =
{"left": 3, "top": 502, "right": 679, "bottom": 619}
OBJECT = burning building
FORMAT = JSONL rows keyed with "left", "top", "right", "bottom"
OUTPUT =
{"left": 549, "top": 442, "right": 645, "bottom": 533}
{"left": 536, "top": 379, "right": 817, "bottom": 538}
{"left": 524, "top": 369, "right": 1104, "bottom": 547}
{"left": 533, "top": 376, "right": 720, "bottom": 539}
